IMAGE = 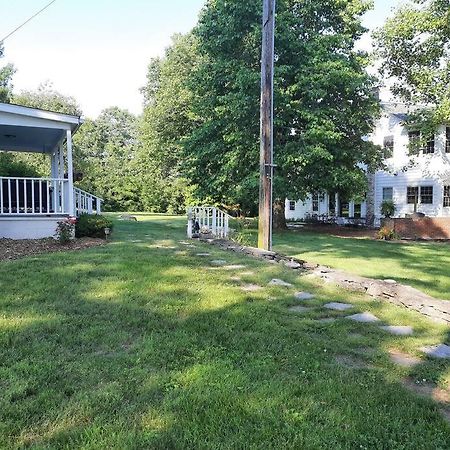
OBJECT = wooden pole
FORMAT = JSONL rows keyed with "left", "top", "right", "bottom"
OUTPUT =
{"left": 258, "top": 0, "right": 276, "bottom": 250}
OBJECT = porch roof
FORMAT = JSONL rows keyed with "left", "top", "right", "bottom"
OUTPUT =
{"left": 0, "top": 102, "right": 83, "bottom": 154}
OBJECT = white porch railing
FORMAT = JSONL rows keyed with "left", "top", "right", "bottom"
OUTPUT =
{"left": 187, "top": 206, "right": 231, "bottom": 238}
{"left": 0, "top": 176, "right": 69, "bottom": 215}
{"left": 74, "top": 187, "right": 102, "bottom": 215}
{"left": 0, "top": 177, "right": 102, "bottom": 216}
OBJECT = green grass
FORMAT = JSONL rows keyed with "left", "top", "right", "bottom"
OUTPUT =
{"left": 0, "top": 214, "right": 449, "bottom": 449}
{"left": 236, "top": 224, "right": 450, "bottom": 300}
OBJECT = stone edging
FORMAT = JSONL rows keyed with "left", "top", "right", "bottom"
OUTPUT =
{"left": 198, "top": 237, "right": 450, "bottom": 325}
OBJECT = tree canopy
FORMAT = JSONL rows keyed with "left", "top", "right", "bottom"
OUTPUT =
{"left": 375, "top": 0, "right": 450, "bottom": 126}
{"left": 179, "top": 0, "right": 384, "bottom": 217}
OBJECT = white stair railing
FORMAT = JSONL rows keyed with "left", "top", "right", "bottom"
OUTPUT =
{"left": 74, "top": 187, "right": 103, "bottom": 215}
{"left": 187, "top": 206, "right": 231, "bottom": 238}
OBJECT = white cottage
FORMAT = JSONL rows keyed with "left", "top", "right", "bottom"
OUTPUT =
{"left": 0, "top": 102, "right": 102, "bottom": 239}
{"left": 285, "top": 102, "right": 450, "bottom": 226}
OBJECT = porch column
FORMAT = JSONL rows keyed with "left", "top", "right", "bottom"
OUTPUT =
{"left": 50, "top": 149, "right": 59, "bottom": 213}
{"left": 66, "top": 129, "right": 75, "bottom": 216}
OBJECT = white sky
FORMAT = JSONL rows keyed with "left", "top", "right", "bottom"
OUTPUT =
{"left": 1, "top": 0, "right": 397, "bottom": 118}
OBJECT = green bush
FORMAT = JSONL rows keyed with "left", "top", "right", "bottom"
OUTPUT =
{"left": 75, "top": 214, "right": 113, "bottom": 239}
{"left": 380, "top": 200, "right": 395, "bottom": 218}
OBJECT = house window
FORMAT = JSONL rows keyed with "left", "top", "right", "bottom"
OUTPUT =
{"left": 353, "top": 203, "right": 362, "bottom": 218}
{"left": 424, "top": 138, "right": 435, "bottom": 154}
{"left": 289, "top": 200, "right": 296, "bottom": 211}
{"left": 383, "top": 136, "right": 394, "bottom": 156}
{"left": 407, "top": 186, "right": 419, "bottom": 205}
{"left": 312, "top": 193, "right": 319, "bottom": 212}
{"left": 382, "top": 187, "right": 393, "bottom": 201}
{"left": 420, "top": 186, "right": 433, "bottom": 204}
{"left": 444, "top": 186, "right": 450, "bottom": 207}
{"left": 446, "top": 128, "right": 450, "bottom": 153}
{"left": 339, "top": 199, "right": 350, "bottom": 218}
{"left": 328, "top": 193, "right": 336, "bottom": 216}
{"left": 409, "top": 130, "right": 435, "bottom": 154}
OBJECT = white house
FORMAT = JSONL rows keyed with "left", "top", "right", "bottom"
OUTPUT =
{"left": 0, "top": 102, "right": 102, "bottom": 239}
{"left": 285, "top": 102, "right": 450, "bottom": 226}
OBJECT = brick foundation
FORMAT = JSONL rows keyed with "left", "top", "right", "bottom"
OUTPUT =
{"left": 383, "top": 217, "right": 450, "bottom": 240}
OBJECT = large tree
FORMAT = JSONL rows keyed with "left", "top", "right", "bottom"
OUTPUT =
{"left": 74, "top": 107, "right": 141, "bottom": 211}
{"left": 0, "top": 44, "right": 15, "bottom": 103}
{"left": 138, "top": 33, "right": 199, "bottom": 213}
{"left": 183, "top": 0, "right": 383, "bottom": 222}
{"left": 375, "top": 0, "right": 450, "bottom": 128}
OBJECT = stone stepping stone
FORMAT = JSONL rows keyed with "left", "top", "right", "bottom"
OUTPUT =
{"left": 269, "top": 279, "right": 293, "bottom": 287}
{"left": 384, "top": 279, "right": 397, "bottom": 284}
{"left": 323, "top": 302, "right": 354, "bottom": 311}
{"left": 240, "top": 271, "right": 255, "bottom": 276}
{"left": 288, "top": 305, "right": 312, "bottom": 314}
{"left": 241, "top": 284, "right": 262, "bottom": 292}
{"left": 380, "top": 325, "right": 414, "bottom": 336}
{"left": 131, "top": 240, "right": 144, "bottom": 243}
{"left": 346, "top": 312, "right": 380, "bottom": 323}
{"left": 196, "top": 253, "right": 211, "bottom": 256}
{"left": 210, "top": 260, "right": 227, "bottom": 266}
{"left": 317, "top": 317, "right": 337, "bottom": 324}
{"left": 229, "top": 276, "right": 241, "bottom": 282}
{"left": 421, "top": 344, "right": 450, "bottom": 359}
{"left": 388, "top": 350, "right": 421, "bottom": 368}
{"left": 294, "top": 292, "right": 315, "bottom": 301}
{"left": 223, "top": 264, "right": 247, "bottom": 270}
{"left": 284, "top": 260, "right": 302, "bottom": 269}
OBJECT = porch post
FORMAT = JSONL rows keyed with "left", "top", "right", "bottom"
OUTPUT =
{"left": 66, "top": 129, "right": 75, "bottom": 216}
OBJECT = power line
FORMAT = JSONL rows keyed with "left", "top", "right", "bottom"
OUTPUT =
{"left": 0, "top": 0, "right": 58, "bottom": 44}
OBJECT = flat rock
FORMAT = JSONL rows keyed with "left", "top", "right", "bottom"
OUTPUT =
{"left": 346, "top": 312, "right": 380, "bottom": 323}
{"left": 317, "top": 317, "right": 337, "bottom": 324}
{"left": 380, "top": 325, "right": 414, "bottom": 336}
{"left": 421, "top": 344, "right": 450, "bottom": 359}
{"left": 229, "top": 276, "right": 241, "bottom": 282}
{"left": 196, "top": 253, "right": 211, "bottom": 256}
{"left": 210, "top": 260, "right": 227, "bottom": 266}
{"left": 241, "top": 284, "right": 262, "bottom": 292}
{"left": 384, "top": 279, "right": 397, "bottom": 284}
{"left": 288, "top": 305, "right": 311, "bottom": 313}
{"left": 389, "top": 349, "right": 421, "bottom": 367}
{"left": 323, "top": 302, "right": 354, "bottom": 311}
{"left": 269, "top": 279, "right": 293, "bottom": 287}
{"left": 294, "top": 292, "right": 315, "bottom": 301}
{"left": 284, "top": 260, "right": 302, "bottom": 269}
{"left": 223, "top": 264, "right": 247, "bottom": 270}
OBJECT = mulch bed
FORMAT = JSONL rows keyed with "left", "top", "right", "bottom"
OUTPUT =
{"left": 0, "top": 238, "right": 106, "bottom": 262}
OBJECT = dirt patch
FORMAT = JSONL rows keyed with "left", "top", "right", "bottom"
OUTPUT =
{"left": 0, "top": 238, "right": 105, "bottom": 262}
{"left": 403, "top": 378, "right": 450, "bottom": 404}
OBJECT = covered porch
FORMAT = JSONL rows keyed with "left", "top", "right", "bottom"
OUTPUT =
{"left": 0, "top": 102, "right": 102, "bottom": 239}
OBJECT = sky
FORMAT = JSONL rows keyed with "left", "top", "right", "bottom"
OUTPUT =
{"left": 1, "top": 0, "right": 398, "bottom": 118}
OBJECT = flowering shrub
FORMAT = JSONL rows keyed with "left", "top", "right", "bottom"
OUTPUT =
{"left": 55, "top": 217, "right": 76, "bottom": 244}
{"left": 377, "top": 226, "right": 399, "bottom": 241}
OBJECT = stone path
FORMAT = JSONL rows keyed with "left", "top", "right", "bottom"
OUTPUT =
{"left": 294, "top": 292, "right": 315, "bottom": 300}
{"left": 268, "top": 279, "right": 293, "bottom": 287}
{"left": 346, "top": 312, "right": 381, "bottom": 323}
{"left": 421, "top": 344, "right": 450, "bottom": 359}
{"left": 380, "top": 325, "right": 414, "bottom": 336}
{"left": 388, "top": 349, "right": 421, "bottom": 368}
{"left": 324, "top": 302, "right": 354, "bottom": 311}
{"left": 196, "top": 253, "right": 211, "bottom": 256}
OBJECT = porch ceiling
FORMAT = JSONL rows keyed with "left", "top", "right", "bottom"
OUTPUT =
{"left": 0, "top": 102, "right": 83, "bottom": 154}
{"left": 0, "top": 124, "right": 65, "bottom": 153}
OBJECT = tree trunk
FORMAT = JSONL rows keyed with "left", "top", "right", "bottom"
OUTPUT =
{"left": 273, "top": 199, "right": 287, "bottom": 230}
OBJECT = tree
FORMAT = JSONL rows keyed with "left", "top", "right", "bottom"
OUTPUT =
{"left": 0, "top": 43, "right": 15, "bottom": 103}
{"left": 74, "top": 107, "right": 141, "bottom": 211}
{"left": 138, "top": 33, "right": 199, "bottom": 213}
{"left": 183, "top": 0, "right": 384, "bottom": 224}
{"left": 375, "top": 0, "right": 450, "bottom": 127}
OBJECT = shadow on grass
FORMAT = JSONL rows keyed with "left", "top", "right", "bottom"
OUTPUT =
{"left": 0, "top": 217, "right": 449, "bottom": 448}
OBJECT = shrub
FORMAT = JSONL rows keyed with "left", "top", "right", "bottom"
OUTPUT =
{"left": 381, "top": 200, "right": 395, "bottom": 218}
{"left": 377, "top": 226, "right": 399, "bottom": 241}
{"left": 55, "top": 218, "right": 76, "bottom": 244}
{"left": 75, "top": 214, "right": 113, "bottom": 239}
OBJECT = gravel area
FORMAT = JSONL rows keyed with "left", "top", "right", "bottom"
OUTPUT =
{"left": 0, "top": 238, "right": 105, "bottom": 262}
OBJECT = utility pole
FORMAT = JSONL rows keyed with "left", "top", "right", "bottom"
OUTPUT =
{"left": 258, "top": 0, "right": 276, "bottom": 251}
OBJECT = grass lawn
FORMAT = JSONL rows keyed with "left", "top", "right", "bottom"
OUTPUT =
{"left": 237, "top": 225, "right": 450, "bottom": 300}
{"left": 1, "top": 214, "right": 449, "bottom": 448}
